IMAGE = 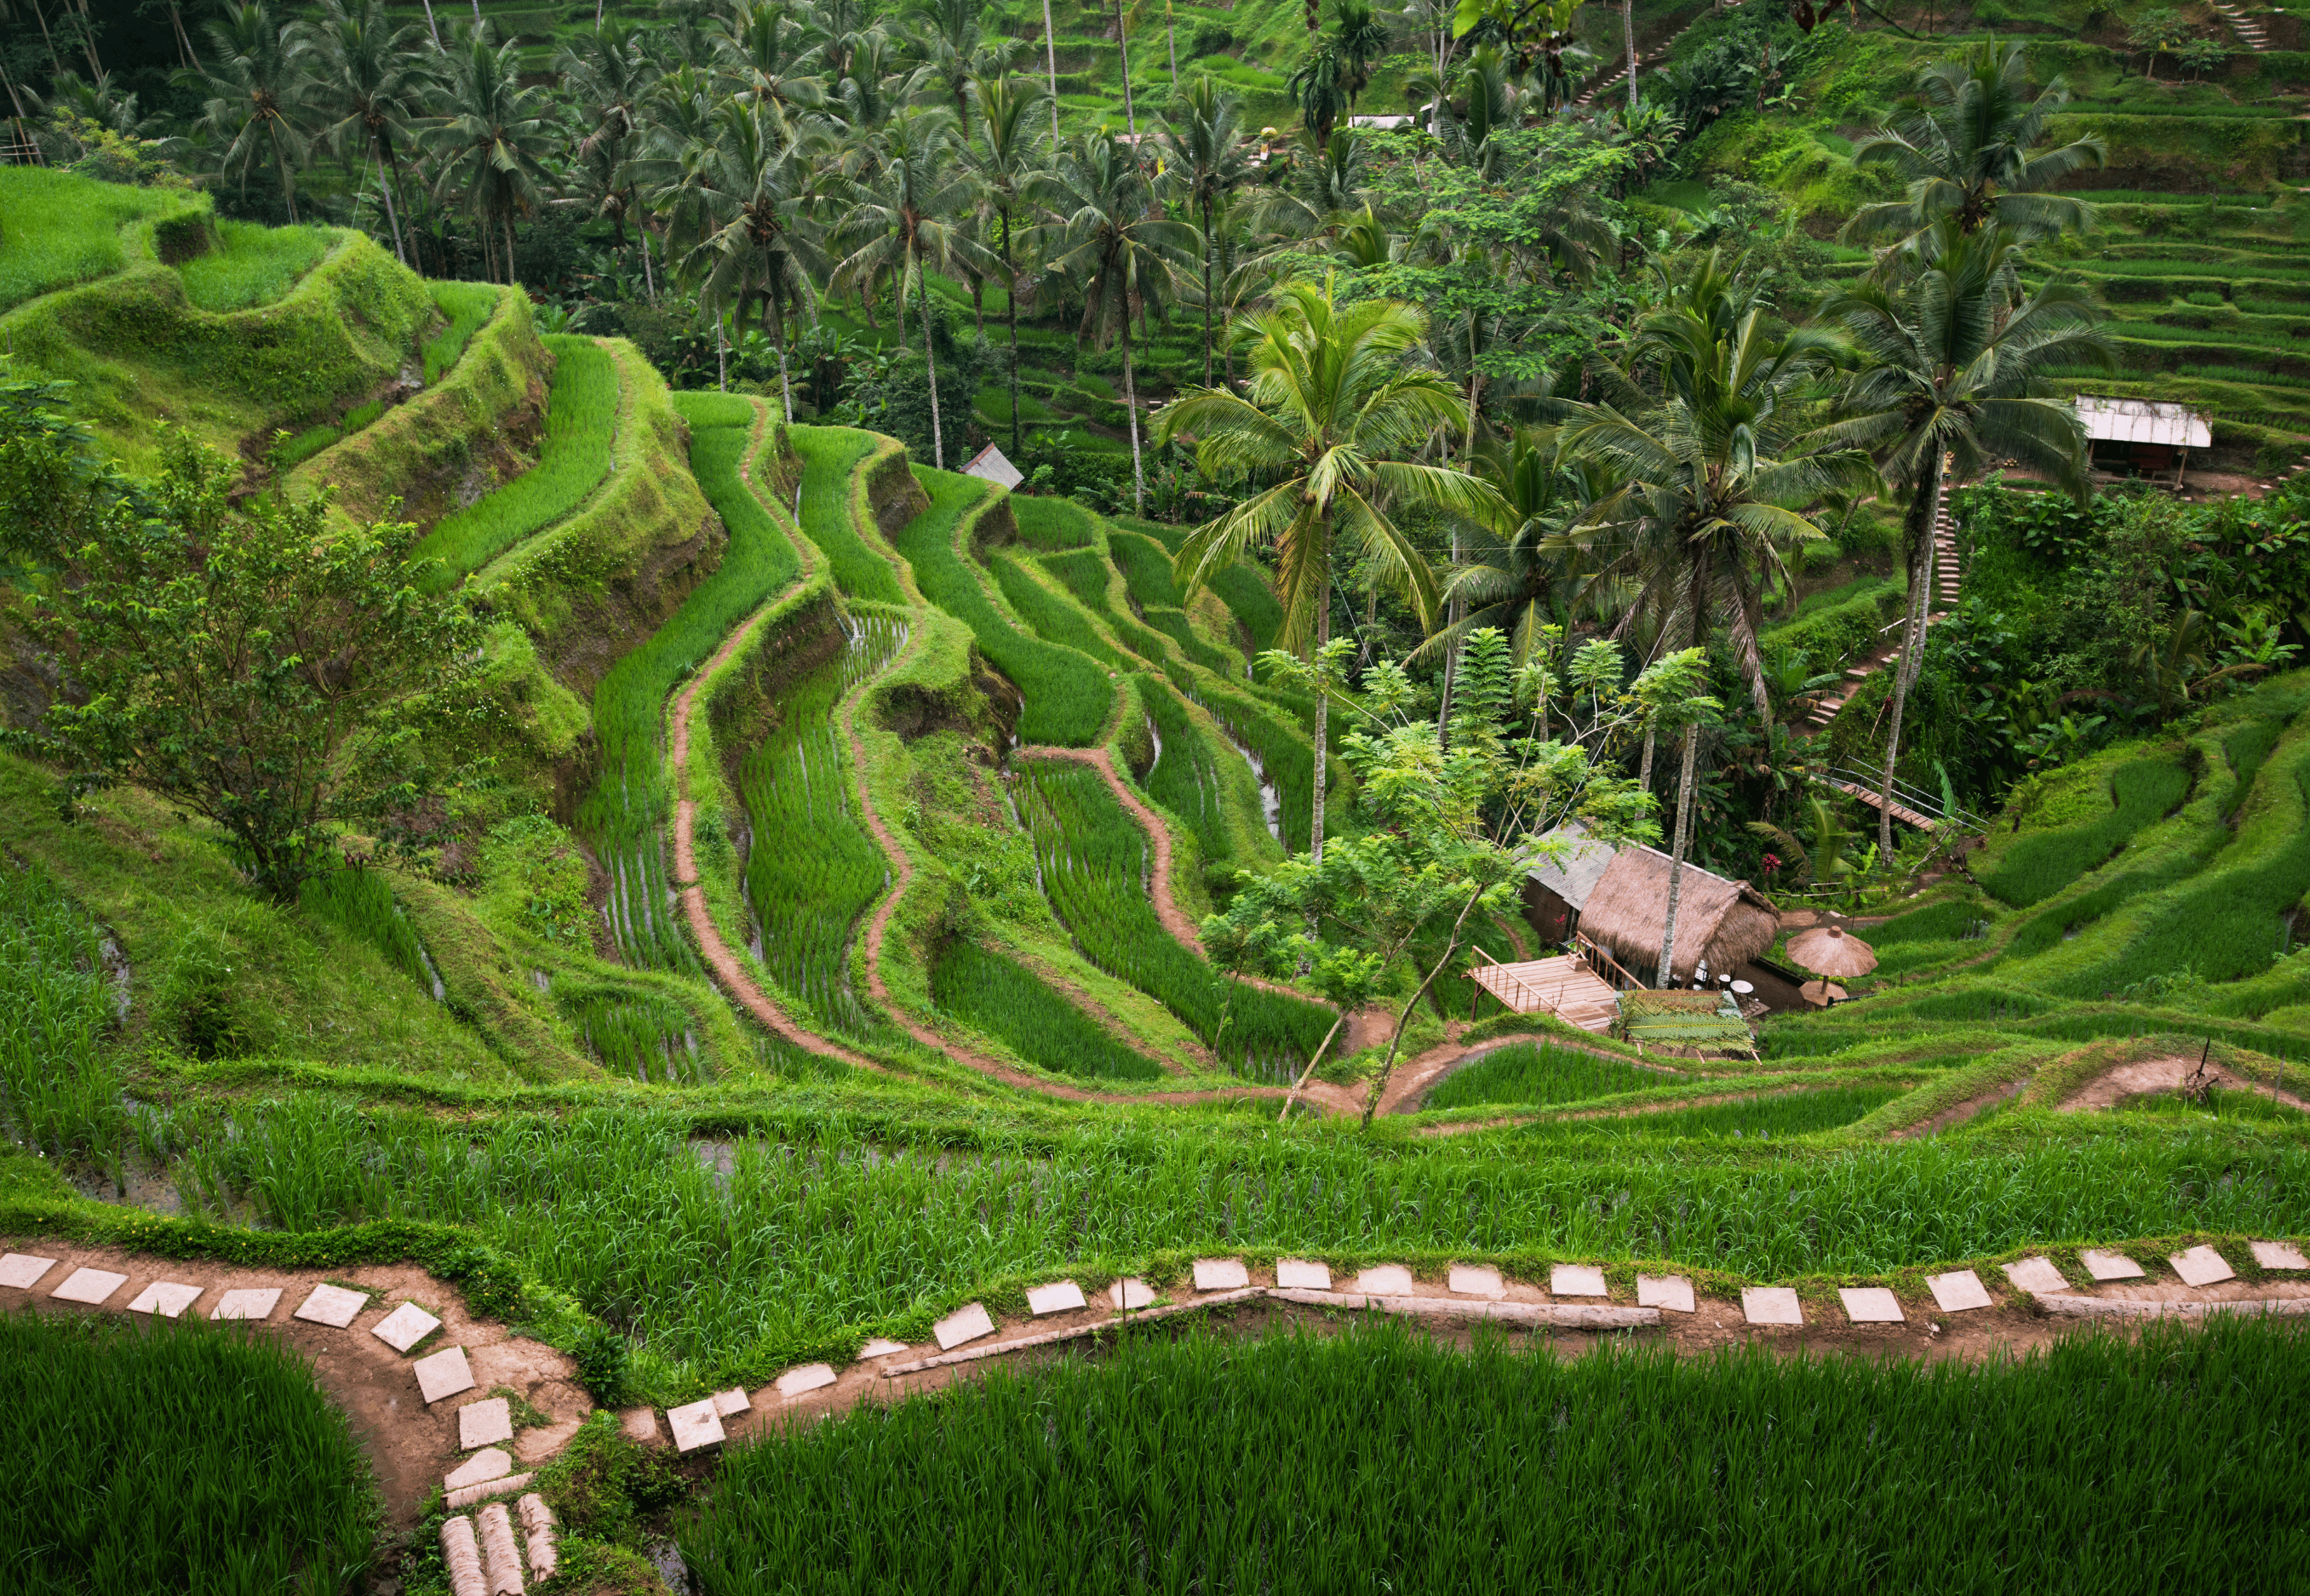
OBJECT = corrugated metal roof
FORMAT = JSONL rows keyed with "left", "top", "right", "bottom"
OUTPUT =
{"left": 1527, "top": 822, "right": 1619, "bottom": 911}
{"left": 962, "top": 443, "right": 1023, "bottom": 490}
{"left": 2073, "top": 396, "right": 2212, "bottom": 450}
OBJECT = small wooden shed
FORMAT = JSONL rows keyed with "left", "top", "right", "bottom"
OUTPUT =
{"left": 2073, "top": 396, "right": 2211, "bottom": 483}
{"left": 1568, "top": 844, "right": 1779, "bottom": 987}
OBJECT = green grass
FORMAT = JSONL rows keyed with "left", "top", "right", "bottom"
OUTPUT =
{"left": 1017, "top": 758, "right": 1334, "bottom": 1081}
{"left": 683, "top": 1315, "right": 2310, "bottom": 1593}
{"left": 1009, "top": 495, "right": 1101, "bottom": 551}
{"left": 1175, "top": 667, "right": 1315, "bottom": 854}
{"left": 1980, "top": 758, "right": 2195, "bottom": 908}
{"left": 174, "top": 220, "right": 331, "bottom": 313}
{"left": 789, "top": 426, "right": 906, "bottom": 604}
{"left": 1136, "top": 675, "right": 1235, "bottom": 865}
{"left": 929, "top": 939, "right": 1164, "bottom": 1081}
{"left": 738, "top": 613, "right": 908, "bottom": 1036}
{"left": 414, "top": 335, "right": 618, "bottom": 587}
{"left": 557, "top": 983, "right": 712, "bottom": 1084}
{"left": 989, "top": 552, "right": 1128, "bottom": 667}
{"left": 299, "top": 867, "right": 433, "bottom": 997}
{"left": 423, "top": 279, "right": 501, "bottom": 386}
{"left": 271, "top": 398, "right": 387, "bottom": 469}
{"left": 0, "top": 1307, "right": 377, "bottom": 1590}
{"left": 1518, "top": 1086, "right": 1910, "bottom": 1142}
{"left": 1109, "top": 529, "right": 1184, "bottom": 609}
{"left": 1422, "top": 1042, "right": 1674, "bottom": 1112}
{"left": 0, "top": 166, "right": 200, "bottom": 312}
{"left": 0, "top": 861, "right": 119, "bottom": 1158}
{"left": 892, "top": 469, "right": 1113, "bottom": 747}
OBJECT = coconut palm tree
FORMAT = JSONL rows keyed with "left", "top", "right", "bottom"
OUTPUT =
{"left": 1848, "top": 37, "right": 2107, "bottom": 254}
{"left": 1553, "top": 253, "right": 1877, "bottom": 727}
{"left": 1158, "top": 275, "right": 1510, "bottom": 865}
{"left": 295, "top": 0, "right": 436, "bottom": 266}
{"left": 1428, "top": 426, "right": 1618, "bottom": 667}
{"left": 1160, "top": 74, "right": 1255, "bottom": 387}
{"left": 426, "top": 23, "right": 559, "bottom": 286}
{"left": 674, "top": 102, "right": 827, "bottom": 422}
{"left": 968, "top": 70, "right": 1048, "bottom": 456}
{"left": 190, "top": 0, "right": 311, "bottom": 224}
{"left": 1033, "top": 129, "right": 1197, "bottom": 513}
{"left": 1823, "top": 220, "right": 2108, "bottom": 860}
{"left": 828, "top": 106, "right": 997, "bottom": 469}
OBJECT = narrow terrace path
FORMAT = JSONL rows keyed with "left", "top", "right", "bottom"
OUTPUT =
{"left": 668, "top": 402, "right": 886, "bottom": 1076}
{"left": 1809, "top": 490, "right": 1960, "bottom": 729}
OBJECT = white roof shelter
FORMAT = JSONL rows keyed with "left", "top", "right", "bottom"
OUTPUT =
{"left": 961, "top": 443, "right": 1023, "bottom": 491}
{"left": 2072, "top": 396, "right": 2212, "bottom": 450}
{"left": 1526, "top": 822, "right": 1619, "bottom": 911}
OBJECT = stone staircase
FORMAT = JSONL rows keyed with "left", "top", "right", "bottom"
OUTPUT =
{"left": 2212, "top": 2, "right": 2272, "bottom": 49}
{"left": 1809, "top": 494, "right": 1959, "bottom": 729}
{"left": 1573, "top": 0, "right": 1742, "bottom": 110}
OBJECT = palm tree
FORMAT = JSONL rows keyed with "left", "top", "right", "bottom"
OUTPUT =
{"left": 969, "top": 71, "right": 1048, "bottom": 456}
{"left": 426, "top": 24, "right": 559, "bottom": 286}
{"left": 190, "top": 0, "right": 310, "bottom": 224}
{"left": 828, "top": 106, "right": 997, "bottom": 469}
{"left": 1554, "top": 253, "right": 1877, "bottom": 727}
{"left": 1429, "top": 426, "right": 1615, "bottom": 666}
{"left": 1848, "top": 37, "right": 2107, "bottom": 254}
{"left": 1160, "top": 74, "right": 1254, "bottom": 387}
{"left": 910, "top": 0, "right": 992, "bottom": 128}
{"left": 1158, "top": 275, "right": 1509, "bottom": 865}
{"left": 1824, "top": 220, "right": 2107, "bottom": 860}
{"left": 674, "top": 102, "right": 825, "bottom": 422}
{"left": 295, "top": 0, "right": 436, "bottom": 266}
{"left": 1631, "top": 647, "right": 1717, "bottom": 987}
{"left": 1033, "top": 129, "right": 1196, "bottom": 512}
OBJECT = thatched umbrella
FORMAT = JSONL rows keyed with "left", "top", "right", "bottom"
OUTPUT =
{"left": 1787, "top": 924, "right": 1877, "bottom": 981}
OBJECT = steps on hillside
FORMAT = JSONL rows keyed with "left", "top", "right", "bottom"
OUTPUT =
{"left": 1829, "top": 777, "right": 1940, "bottom": 832}
{"left": 1808, "top": 499, "right": 1959, "bottom": 727}
{"left": 1572, "top": 0, "right": 1742, "bottom": 109}
{"left": 1470, "top": 955, "right": 1619, "bottom": 1033}
{"left": 2213, "top": 2, "right": 2272, "bottom": 49}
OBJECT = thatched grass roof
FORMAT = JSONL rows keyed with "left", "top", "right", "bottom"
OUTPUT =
{"left": 1578, "top": 845, "right": 1778, "bottom": 985}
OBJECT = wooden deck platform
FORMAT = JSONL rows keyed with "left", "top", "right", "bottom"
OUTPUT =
{"left": 1470, "top": 956, "right": 1620, "bottom": 1033}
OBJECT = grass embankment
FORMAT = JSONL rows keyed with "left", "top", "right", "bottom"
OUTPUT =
{"left": 0, "top": 166, "right": 209, "bottom": 312}
{"left": 789, "top": 426, "right": 906, "bottom": 604}
{"left": 0, "top": 1309, "right": 378, "bottom": 1590}
{"left": 684, "top": 1316, "right": 2310, "bottom": 1593}
{"left": 174, "top": 220, "right": 330, "bottom": 312}
{"left": 892, "top": 469, "right": 1115, "bottom": 747}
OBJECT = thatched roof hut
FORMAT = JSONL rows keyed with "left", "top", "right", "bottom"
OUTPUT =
{"left": 1574, "top": 844, "right": 1779, "bottom": 986}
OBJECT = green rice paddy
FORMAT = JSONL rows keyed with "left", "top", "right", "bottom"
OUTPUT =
{"left": 0, "top": 167, "right": 198, "bottom": 312}
{"left": 175, "top": 220, "right": 332, "bottom": 314}
{"left": 929, "top": 939, "right": 1164, "bottom": 1082}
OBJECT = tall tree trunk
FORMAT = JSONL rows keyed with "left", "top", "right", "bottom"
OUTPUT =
{"left": 29, "top": 0, "right": 63, "bottom": 76}
{"left": 1121, "top": 305, "right": 1144, "bottom": 512}
{"left": 417, "top": 0, "right": 440, "bottom": 47}
{"left": 1654, "top": 718, "right": 1699, "bottom": 987}
{"left": 1879, "top": 449, "right": 1942, "bottom": 862}
{"left": 639, "top": 222, "right": 656, "bottom": 302}
{"left": 716, "top": 310, "right": 727, "bottom": 392}
{"left": 1637, "top": 726, "right": 1656, "bottom": 793}
{"left": 1042, "top": 0, "right": 1062, "bottom": 144}
{"left": 470, "top": 0, "right": 482, "bottom": 24}
{"left": 268, "top": 121, "right": 299, "bottom": 223}
{"left": 1310, "top": 575, "right": 1330, "bottom": 866}
{"left": 1166, "top": 0, "right": 1178, "bottom": 86}
{"left": 1623, "top": 0, "right": 1637, "bottom": 108}
{"left": 1201, "top": 196, "right": 1217, "bottom": 386}
{"left": 920, "top": 269, "right": 945, "bottom": 469}
{"left": 1004, "top": 206, "right": 1023, "bottom": 456}
{"left": 373, "top": 144, "right": 406, "bottom": 266}
{"left": 502, "top": 212, "right": 515, "bottom": 287}
{"left": 1115, "top": 0, "right": 1138, "bottom": 140}
{"left": 766, "top": 300, "right": 792, "bottom": 423}
{"left": 72, "top": 0, "right": 101, "bottom": 77}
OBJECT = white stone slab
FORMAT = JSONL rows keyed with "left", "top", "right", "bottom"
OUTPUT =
{"left": 777, "top": 1363, "right": 838, "bottom": 1399}
{"left": 666, "top": 1398, "right": 725, "bottom": 1455}
{"left": 1636, "top": 1275, "right": 1695, "bottom": 1313}
{"left": 413, "top": 1345, "right": 477, "bottom": 1404}
{"left": 710, "top": 1387, "right": 750, "bottom": 1418}
{"left": 1192, "top": 1258, "right": 1249, "bottom": 1291}
{"left": 1839, "top": 1287, "right": 1904, "bottom": 1324}
{"left": 1926, "top": 1270, "right": 1993, "bottom": 1313}
{"left": 1027, "top": 1281, "right": 1087, "bottom": 1317}
{"left": 294, "top": 1283, "right": 369, "bottom": 1328}
{"left": 459, "top": 1398, "right": 514, "bottom": 1450}
{"left": 1551, "top": 1265, "right": 1608, "bottom": 1298}
{"left": 373, "top": 1301, "right": 442, "bottom": 1353}
{"left": 1447, "top": 1266, "right": 1505, "bottom": 1299}
{"left": 445, "top": 1447, "right": 513, "bottom": 1491}
{"left": 210, "top": 1287, "right": 281, "bottom": 1322}
{"left": 1108, "top": 1278, "right": 1155, "bottom": 1311}
{"left": 1275, "top": 1259, "right": 1331, "bottom": 1291}
{"left": 126, "top": 1281, "right": 203, "bottom": 1319}
{"left": 50, "top": 1267, "right": 128, "bottom": 1306}
{"left": 857, "top": 1337, "right": 910, "bottom": 1359}
{"left": 2250, "top": 1240, "right": 2308, "bottom": 1271}
{"left": 1741, "top": 1287, "right": 1804, "bottom": 1326}
{"left": 1352, "top": 1264, "right": 1414, "bottom": 1296}
{"left": 2170, "top": 1245, "right": 2235, "bottom": 1287}
{"left": 2001, "top": 1256, "right": 2070, "bottom": 1295}
{"left": 0, "top": 1254, "right": 57, "bottom": 1290}
{"left": 2080, "top": 1249, "right": 2146, "bottom": 1282}
{"left": 933, "top": 1301, "right": 996, "bottom": 1351}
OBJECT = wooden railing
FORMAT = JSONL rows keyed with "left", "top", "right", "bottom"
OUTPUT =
{"left": 1574, "top": 932, "right": 1646, "bottom": 992}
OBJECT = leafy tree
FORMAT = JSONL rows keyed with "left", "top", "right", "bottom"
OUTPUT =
{"left": 3, "top": 420, "right": 489, "bottom": 907}
{"left": 1848, "top": 38, "right": 2107, "bottom": 252}
{"left": 188, "top": 0, "right": 311, "bottom": 223}
{"left": 1161, "top": 274, "right": 1509, "bottom": 865}
{"left": 1824, "top": 220, "right": 2107, "bottom": 859}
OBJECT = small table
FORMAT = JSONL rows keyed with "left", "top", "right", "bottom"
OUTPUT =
{"left": 1729, "top": 980, "right": 1755, "bottom": 996}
